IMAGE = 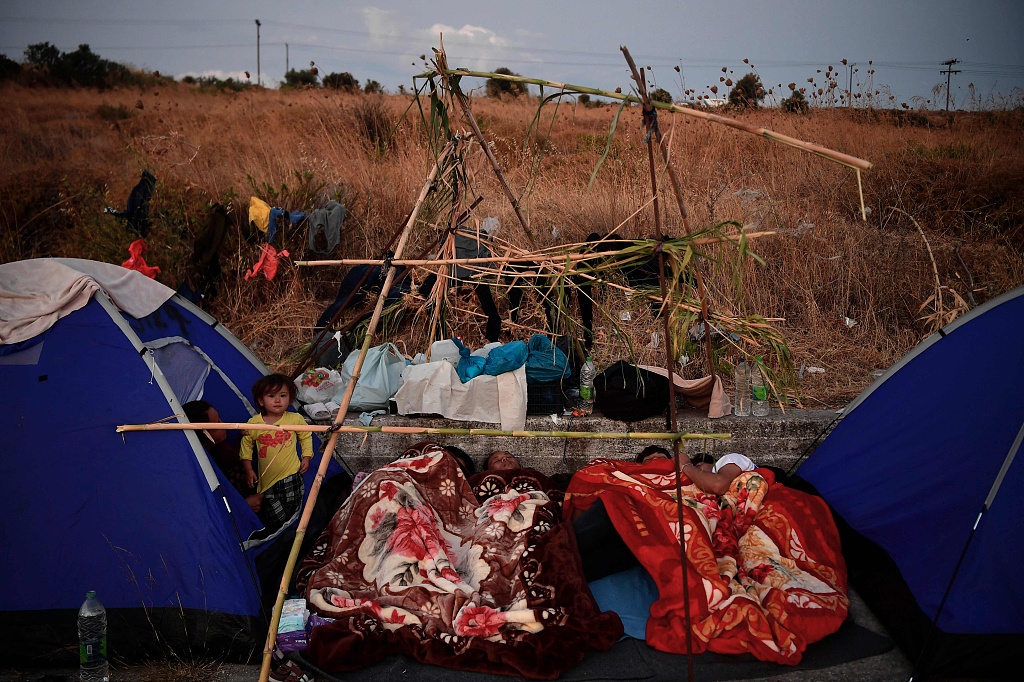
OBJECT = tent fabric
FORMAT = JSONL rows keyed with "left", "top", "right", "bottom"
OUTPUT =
{"left": 0, "top": 258, "right": 341, "bottom": 663}
{"left": 0, "top": 258, "right": 172, "bottom": 343}
{"left": 796, "top": 285, "right": 1024, "bottom": 679}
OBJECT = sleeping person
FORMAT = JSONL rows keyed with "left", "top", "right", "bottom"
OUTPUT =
{"left": 294, "top": 441, "right": 622, "bottom": 679}
{"left": 565, "top": 450, "right": 848, "bottom": 665}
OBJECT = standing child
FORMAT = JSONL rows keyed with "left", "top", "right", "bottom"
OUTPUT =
{"left": 240, "top": 373, "right": 313, "bottom": 532}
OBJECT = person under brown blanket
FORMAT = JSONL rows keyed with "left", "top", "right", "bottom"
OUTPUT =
{"left": 296, "top": 441, "right": 622, "bottom": 679}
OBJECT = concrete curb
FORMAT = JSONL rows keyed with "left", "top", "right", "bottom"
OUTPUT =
{"left": 319, "top": 407, "right": 841, "bottom": 476}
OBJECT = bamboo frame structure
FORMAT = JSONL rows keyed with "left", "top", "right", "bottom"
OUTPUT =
{"left": 420, "top": 68, "right": 873, "bottom": 172}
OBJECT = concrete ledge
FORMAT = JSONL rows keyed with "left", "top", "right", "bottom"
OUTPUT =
{"left": 322, "top": 407, "right": 841, "bottom": 476}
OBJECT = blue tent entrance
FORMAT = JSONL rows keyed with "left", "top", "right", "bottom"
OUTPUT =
{"left": 797, "top": 285, "right": 1024, "bottom": 679}
{"left": 0, "top": 259, "right": 342, "bottom": 663}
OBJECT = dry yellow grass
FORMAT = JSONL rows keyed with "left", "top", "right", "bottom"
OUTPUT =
{"left": 2, "top": 82, "right": 1022, "bottom": 407}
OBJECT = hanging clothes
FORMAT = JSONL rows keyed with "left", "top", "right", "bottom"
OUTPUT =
{"left": 244, "top": 243, "right": 290, "bottom": 281}
{"left": 307, "top": 200, "right": 346, "bottom": 254}
{"left": 121, "top": 239, "right": 161, "bottom": 279}
{"left": 249, "top": 196, "right": 271, "bottom": 235}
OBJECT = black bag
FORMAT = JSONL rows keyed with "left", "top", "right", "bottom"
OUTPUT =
{"left": 526, "top": 381, "right": 567, "bottom": 415}
{"left": 595, "top": 361, "right": 670, "bottom": 422}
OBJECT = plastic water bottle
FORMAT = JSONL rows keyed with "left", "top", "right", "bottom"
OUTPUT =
{"left": 751, "top": 357, "right": 770, "bottom": 417}
{"left": 733, "top": 359, "right": 751, "bottom": 416}
{"left": 78, "top": 591, "right": 109, "bottom": 682}
{"left": 578, "top": 356, "right": 597, "bottom": 416}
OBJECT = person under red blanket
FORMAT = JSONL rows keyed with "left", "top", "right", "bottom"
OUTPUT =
{"left": 573, "top": 450, "right": 743, "bottom": 581}
{"left": 564, "top": 451, "right": 848, "bottom": 665}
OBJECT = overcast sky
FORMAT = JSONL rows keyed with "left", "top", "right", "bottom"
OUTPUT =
{"left": 2, "top": 0, "right": 1022, "bottom": 108}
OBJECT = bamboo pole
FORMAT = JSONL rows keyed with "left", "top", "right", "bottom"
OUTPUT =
{"left": 117, "top": 421, "right": 728, "bottom": 442}
{"left": 423, "top": 68, "right": 872, "bottom": 172}
{"left": 433, "top": 45, "right": 538, "bottom": 247}
{"left": 623, "top": 46, "right": 696, "bottom": 682}
{"left": 293, "top": 231, "right": 776, "bottom": 269}
{"left": 256, "top": 139, "right": 458, "bottom": 682}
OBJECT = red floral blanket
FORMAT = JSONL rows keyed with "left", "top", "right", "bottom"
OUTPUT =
{"left": 297, "top": 443, "right": 622, "bottom": 679}
{"left": 563, "top": 458, "right": 848, "bottom": 665}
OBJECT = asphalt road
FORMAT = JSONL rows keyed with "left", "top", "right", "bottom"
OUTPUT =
{"left": 0, "top": 590, "right": 914, "bottom": 682}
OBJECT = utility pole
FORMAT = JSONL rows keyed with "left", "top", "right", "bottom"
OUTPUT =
{"left": 286, "top": 43, "right": 289, "bottom": 75}
{"left": 940, "top": 58, "right": 961, "bottom": 111}
{"left": 847, "top": 62, "right": 856, "bottom": 107}
{"left": 255, "top": 19, "right": 262, "bottom": 87}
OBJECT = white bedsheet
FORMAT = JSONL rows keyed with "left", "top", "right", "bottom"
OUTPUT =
{"left": 394, "top": 362, "right": 528, "bottom": 431}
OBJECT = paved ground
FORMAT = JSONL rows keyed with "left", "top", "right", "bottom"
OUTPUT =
{"left": 0, "top": 590, "right": 913, "bottom": 682}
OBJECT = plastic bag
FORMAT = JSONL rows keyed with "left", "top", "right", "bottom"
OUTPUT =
{"left": 337, "top": 342, "right": 408, "bottom": 411}
{"left": 452, "top": 337, "right": 486, "bottom": 383}
{"left": 295, "top": 368, "right": 344, "bottom": 404}
{"left": 525, "top": 334, "right": 571, "bottom": 384}
{"left": 483, "top": 340, "right": 529, "bottom": 376}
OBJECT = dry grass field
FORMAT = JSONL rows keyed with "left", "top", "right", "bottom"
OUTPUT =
{"left": 2, "top": 81, "right": 1022, "bottom": 408}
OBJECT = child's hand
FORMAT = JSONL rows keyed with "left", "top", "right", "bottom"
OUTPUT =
{"left": 246, "top": 469, "right": 258, "bottom": 488}
{"left": 299, "top": 457, "right": 310, "bottom": 474}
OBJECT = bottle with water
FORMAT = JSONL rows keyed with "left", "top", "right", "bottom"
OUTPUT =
{"left": 578, "top": 356, "right": 597, "bottom": 416}
{"left": 733, "top": 358, "right": 751, "bottom": 416}
{"left": 78, "top": 591, "right": 109, "bottom": 682}
{"left": 751, "top": 357, "right": 771, "bottom": 417}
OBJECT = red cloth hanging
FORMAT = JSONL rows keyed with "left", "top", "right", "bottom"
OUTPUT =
{"left": 121, "top": 239, "right": 161, "bottom": 278}
{"left": 245, "top": 243, "right": 290, "bottom": 281}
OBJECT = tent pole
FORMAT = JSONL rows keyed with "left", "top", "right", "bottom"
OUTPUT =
{"left": 622, "top": 46, "right": 695, "bottom": 682}
{"left": 257, "top": 138, "right": 459, "bottom": 682}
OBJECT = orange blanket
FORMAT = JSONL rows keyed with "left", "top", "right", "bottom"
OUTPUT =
{"left": 563, "top": 459, "right": 848, "bottom": 665}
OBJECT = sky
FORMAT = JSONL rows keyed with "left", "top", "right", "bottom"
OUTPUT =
{"left": 2, "top": 0, "right": 1022, "bottom": 108}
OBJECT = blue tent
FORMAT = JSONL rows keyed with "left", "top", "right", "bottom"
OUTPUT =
{"left": 0, "top": 259, "right": 343, "bottom": 662}
{"left": 797, "top": 285, "right": 1024, "bottom": 679}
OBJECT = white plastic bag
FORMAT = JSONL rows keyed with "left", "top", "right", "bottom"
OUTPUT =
{"left": 295, "top": 368, "right": 344, "bottom": 404}
{"left": 336, "top": 342, "right": 407, "bottom": 411}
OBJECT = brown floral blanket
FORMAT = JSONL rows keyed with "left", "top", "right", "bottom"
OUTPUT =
{"left": 297, "top": 442, "right": 622, "bottom": 678}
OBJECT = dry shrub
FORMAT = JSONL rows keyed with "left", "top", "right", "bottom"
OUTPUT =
{"left": 3, "top": 83, "right": 1022, "bottom": 407}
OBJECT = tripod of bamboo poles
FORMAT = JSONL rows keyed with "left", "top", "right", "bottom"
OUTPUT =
{"left": 256, "top": 136, "right": 461, "bottom": 682}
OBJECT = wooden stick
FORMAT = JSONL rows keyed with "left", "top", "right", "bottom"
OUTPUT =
{"left": 256, "top": 139, "right": 458, "bottom": 682}
{"left": 117, "top": 421, "right": 729, "bottom": 441}
{"left": 425, "top": 68, "right": 872, "bottom": 171}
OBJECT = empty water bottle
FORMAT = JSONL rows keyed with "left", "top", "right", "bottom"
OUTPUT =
{"left": 79, "top": 591, "right": 109, "bottom": 682}
{"left": 733, "top": 358, "right": 751, "bottom": 416}
{"left": 578, "top": 356, "right": 597, "bottom": 416}
{"left": 751, "top": 358, "right": 771, "bottom": 417}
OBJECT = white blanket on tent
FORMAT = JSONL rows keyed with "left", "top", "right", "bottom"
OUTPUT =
{"left": 394, "top": 362, "right": 528, "bottom": 431}
{"left": 0, "top": 259, "right": 174, "bottom": 344}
